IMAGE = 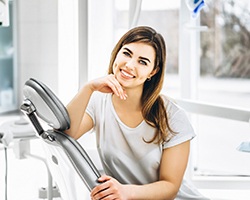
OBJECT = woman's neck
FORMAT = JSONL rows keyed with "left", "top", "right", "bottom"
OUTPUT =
{"left": 112, "top": 88, "right": 142, "bottom": 111}
{"left": 112, "top": 90, "right": 144, "bottom": 128}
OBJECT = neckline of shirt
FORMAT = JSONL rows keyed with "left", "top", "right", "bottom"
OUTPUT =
{"left": 107, "top": 94, "right": 146, "bottom": 131}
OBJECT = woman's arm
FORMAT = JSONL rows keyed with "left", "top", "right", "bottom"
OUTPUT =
{"left": 64, "top": 84, "right": 94, "bottom": 139}
{"left": 65, "top": 74, "right": 127, "bottom": 139}
{"left": 91, "top": 140, "right": 190, "bottom": 200}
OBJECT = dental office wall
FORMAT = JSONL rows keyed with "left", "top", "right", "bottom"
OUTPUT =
{"left": 0, "top": 0, "right": 60, "bottom": 199}
{"left": 17, "top": 0, "right": 58, "bottom": 102}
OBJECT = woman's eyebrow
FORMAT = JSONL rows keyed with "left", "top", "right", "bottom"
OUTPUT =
{"left": 123, "top": 47, "right": 151, "bottom": 63}
{"left": 139, "top": 56, "right": 151, "bottom": 63}
{"left": 124, "top": 47, "right": 133, "bottom": 54}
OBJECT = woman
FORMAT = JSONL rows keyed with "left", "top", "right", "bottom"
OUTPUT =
{"left": 65, "top": 26, "right": 209, "bottom": 200}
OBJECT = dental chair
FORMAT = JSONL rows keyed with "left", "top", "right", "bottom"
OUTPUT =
{"left": 20, "top": 78, "right": 101, "bottom": 200}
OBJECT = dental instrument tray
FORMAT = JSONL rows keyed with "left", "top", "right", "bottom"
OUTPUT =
{"left": 20, "top": 78, "right": 101, "bottom": 193}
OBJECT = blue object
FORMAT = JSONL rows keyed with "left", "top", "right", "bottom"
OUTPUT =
{"left": 237, "top": 141, "right": 250, "bottom": 153}
{"left": 193, "top": 0, "right": 205, "bottom": 18}
{"left": 186, "top": 0, "right": 206, "bottom": 18}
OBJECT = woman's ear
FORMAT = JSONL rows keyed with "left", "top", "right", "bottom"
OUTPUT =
{"left": 150, "top": 67, "right": 160, "bottom": 77}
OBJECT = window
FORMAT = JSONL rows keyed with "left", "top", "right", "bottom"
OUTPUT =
{"left": 195, "top": 0, "right": 250, "bottom": 177}
{"left": 0, "top": 0, "right": 17, "bottom": 113}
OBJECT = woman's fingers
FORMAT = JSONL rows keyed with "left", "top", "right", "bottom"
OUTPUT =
{"left": 94, "top": 75, "right": 127, "bottom": 100}
{"left": 89, "top": 74, "right": 127, "bottom": 100}
{"left": 91, "top": 175, "right": 120, "bottom": 200}
{"left": 91, "top": 175, "right": 110, "bottom": 196}
{"left": 107, "top": 75, "right": 127, "bottom": 100}
{"left": 91, "top": 181, "right": 109, "bottom": 199}
{"left": 97, "top": 174, "right": 112, "bottom": 183}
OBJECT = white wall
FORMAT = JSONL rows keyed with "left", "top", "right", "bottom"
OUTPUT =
{"left": 17, "top": 0, "right": 58, "bottom": 102}
{"left": 88, "top": 0, "right": 114, "bottom": 81}
{"left": 1, "top": 2, "right": 60, "bottom": 199}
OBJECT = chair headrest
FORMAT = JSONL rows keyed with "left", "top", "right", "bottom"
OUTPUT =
{"left": 23, "top": 78, "right": 70, "bottom": 131}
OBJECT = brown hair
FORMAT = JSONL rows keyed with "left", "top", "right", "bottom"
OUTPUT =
{"left": 108, "top": 26, "right": 174, "bottom": 144}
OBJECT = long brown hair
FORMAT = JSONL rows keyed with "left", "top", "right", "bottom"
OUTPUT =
{"left": 108, "top": 26, "right": 174, "bottom": 144}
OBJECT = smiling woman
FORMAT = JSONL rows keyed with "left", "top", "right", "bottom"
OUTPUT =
{"left": 65, "top": 26, "right": 209, "bottom": 200}
{"left": 113, "top": 43, "right": 157, "bottom": 88}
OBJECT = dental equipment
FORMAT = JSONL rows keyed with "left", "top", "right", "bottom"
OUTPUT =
{"left": 0, "top": 116, "right": 40, "bottom": 200}
{"left": 0, "top": 128, "right": 13, "bottom": 147}
{"left": 20, "top": 78, "right": 102, "bottom": 199}
{"left": 0, "top": 117, "right": 35, "bottom": 148}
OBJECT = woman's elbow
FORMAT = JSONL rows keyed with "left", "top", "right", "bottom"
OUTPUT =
{"left": 161, "top": 181, "right": 180, "bottom": 200}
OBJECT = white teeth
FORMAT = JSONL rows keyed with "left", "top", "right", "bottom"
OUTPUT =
{"left": 121, "top": 70, "right": 134, "bottom": 78}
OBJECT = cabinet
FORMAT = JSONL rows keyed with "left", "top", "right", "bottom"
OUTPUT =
{"left": 0, "top": 0, "right": 17, "bottom": 113}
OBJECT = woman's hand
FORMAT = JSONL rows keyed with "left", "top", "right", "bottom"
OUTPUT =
{"left": 91, "top": 175, "right": 130, "bottom": 200}
{"left": 88, "top": 74, "right": 127, "bottom": 100}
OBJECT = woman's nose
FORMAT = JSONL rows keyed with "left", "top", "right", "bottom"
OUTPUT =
{"left": 125, "top": 58, "right": 136, "bottom": 70}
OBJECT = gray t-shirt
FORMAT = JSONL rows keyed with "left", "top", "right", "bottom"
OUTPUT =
{"left": 86, "top": 92, "right": 209, "bottom": 199}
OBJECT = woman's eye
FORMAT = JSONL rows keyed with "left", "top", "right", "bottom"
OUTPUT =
{"left": 139, "top": 60, "right": 147, "bottom": 66}
{"left": 123, "top": 51, "right": 130, "bottom": 57}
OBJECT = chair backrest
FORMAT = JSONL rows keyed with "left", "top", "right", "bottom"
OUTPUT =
{"left": 20, "top": 78, "right": 101, "bottom": 199}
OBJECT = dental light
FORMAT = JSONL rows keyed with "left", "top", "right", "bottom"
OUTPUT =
{"left": 0, "top": 0, "right": 9, "bottom": 26}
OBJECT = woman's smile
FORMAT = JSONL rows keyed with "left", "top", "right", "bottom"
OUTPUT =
{"left": 120, "top": 69, "right": 135, "bottom": 79}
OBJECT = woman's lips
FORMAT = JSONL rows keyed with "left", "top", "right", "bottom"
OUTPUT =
{"left": 120, "top": 69, "right": 135, "bottom": 79}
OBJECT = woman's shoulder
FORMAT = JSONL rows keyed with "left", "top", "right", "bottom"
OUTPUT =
{"left": 160, "top": 94, "right": 183, "bottom": 114}
{"left": 90, "top": 92, "right": 110, "bottom": 102}
{"left": 160, "top": 94, "right": 196, "bottom": 148}
{"left": 87, "top": 92, "right": 111, "bottom": 115}
{"left": 87, "top": 92, "right": 111, "bottom": 110}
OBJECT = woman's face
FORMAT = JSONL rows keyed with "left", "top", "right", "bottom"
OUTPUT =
{"left": 112, "top": 42, "right": 158, "bottom": 90}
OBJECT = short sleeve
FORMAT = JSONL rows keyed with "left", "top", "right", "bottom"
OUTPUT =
{"left": 163, "top": 103, "right": 196, "bottom": 149}
{"left": 85, "top": 92, "right": 100, "bottom": 126}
